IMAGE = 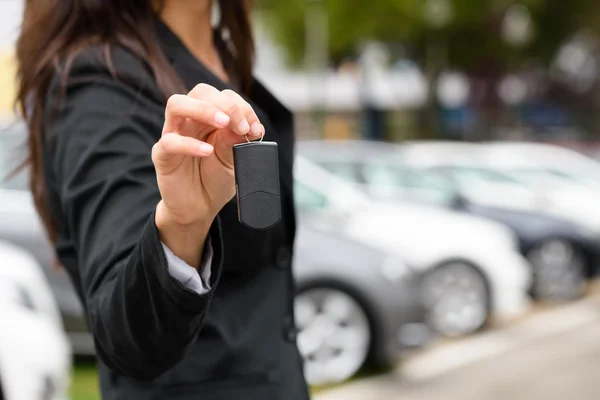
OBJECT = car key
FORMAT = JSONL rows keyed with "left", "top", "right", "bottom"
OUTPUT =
{"left": 232, "top": 131, "right": 281, "bottom": 229}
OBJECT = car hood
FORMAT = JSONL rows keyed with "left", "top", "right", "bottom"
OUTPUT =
{"left": 336, "top": 203, "right": 517, "bottom": 267}
{"left": 465, "top": 203, "right": 587, "bottom": 243}
{"left": 462, "top": 182, "right": 540, "bottom": 211}
{"left": 0, "top": 241, "right": 63, "bottom": 327}
{"left": 293, "top": 225, "right": 388, "bottom": 276}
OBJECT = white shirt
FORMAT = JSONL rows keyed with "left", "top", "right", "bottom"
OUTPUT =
{"left": 161, "top": 236, "right": 212, "bottom": 295}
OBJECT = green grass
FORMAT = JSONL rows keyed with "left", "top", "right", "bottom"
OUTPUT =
{"left": 310, "top": 363, "right": 392, "bottom": 394}
{"left": 71, "top": 360, "right": 100, "bottom": 400}
{"left": 71, "top": 360, "right": 391, "bottom": 399}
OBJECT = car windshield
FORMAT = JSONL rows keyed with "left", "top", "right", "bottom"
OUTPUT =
{"left": 442, "top": 166, "right": 527, "bottom": 187}
{"left": 317, "top": 161, "right": 357, "bottom": 183}
{"left": 310, "top": 157, "right": 459, "bottom": 206}
{"left": 0, "top": 123, "right": 28, "bottom": 191}
{"left": 294, "top": 180, "right": 329, "bottom": 211}
{"left": 508, "top": 168, "right": 588, "bottom": 185}
{"left": 294, "top": 155, "right": 373, "bottom": 213}
{"left": 359, "top": 161, "right": 457, "bottom": 206}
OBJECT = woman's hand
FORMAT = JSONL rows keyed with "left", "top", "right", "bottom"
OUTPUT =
{"left": 152, "top": 83, "right": 263, "bottom": 266}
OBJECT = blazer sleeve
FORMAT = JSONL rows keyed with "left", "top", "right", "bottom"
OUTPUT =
{"left": 44, "top": 50, "right": 224, "bottom": 380}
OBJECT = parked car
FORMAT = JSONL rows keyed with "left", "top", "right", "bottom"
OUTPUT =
{"left": 385, "top": 141, "right": 543, "bottom": 211}
{"left": 293, "top": 224, "right": 429, "bottom": 385}
{"left": 298, "top": 140, "right": 600, "bottom": 301}
{"left": 389, "top": 140, "right": 600, "bottom": 237}
{"left": 478, "top": 143, "right": 600, "bottom": 233}
{"left": 0, "top": 240, "right": 71, "bottom": 400}
{"left": 484, "top": 141, "right": 600, "bottom": 187}
{"left": 294, "top": 155, "right": 532, "bottom": 337}
{"left": 0, "top": 121, "right": 92, "bottom": 355}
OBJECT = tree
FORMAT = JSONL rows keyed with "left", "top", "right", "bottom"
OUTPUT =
{"left": 259, "top": 0, "right": 598, "bottom": 69}
{"left": 258, "top": 0, "right": 600, "bottom": 138}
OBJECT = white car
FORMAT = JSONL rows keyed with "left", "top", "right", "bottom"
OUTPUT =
{"left": 394, "top": 141, "right": 543, "bottom": 211}
{"left": 480, "top": 143, "right": 600, "bottom": 229}
{"left": 0, "top": 241, "right": 71, "bottom": 400}
{"left": 294, "top": 156, "right": 532, "bottom": 337}
{"left": 396, "top": 141, "right": 600, "bottom": 235}
{"left": 484, "top": 141, "right": 600, "bottom": 187}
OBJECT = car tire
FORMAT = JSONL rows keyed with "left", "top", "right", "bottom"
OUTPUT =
{"left": 421, "top": 261, "right": 491, "bottom": 337}
{"left": 294, "top": 286, "right": 372, "bottom": 386}
{"left": 527, "top": 239, "right": 587, "bottom": 301}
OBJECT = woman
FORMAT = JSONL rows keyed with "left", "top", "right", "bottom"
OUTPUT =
{"left": 15, "top": 1, "right": 308, "bottom": 399}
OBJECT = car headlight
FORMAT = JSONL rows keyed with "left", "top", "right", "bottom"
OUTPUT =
{"left": 40, "top": 375, "right": 58, "bottom": 400}
{"left": 380, "top": 256, "right": 413, "bottom": 283}
{"left": 0, "top": 281, "right": 37, "bottom": 312}
{"left": 16, "top": 285, "right": 37, "bottom": 311}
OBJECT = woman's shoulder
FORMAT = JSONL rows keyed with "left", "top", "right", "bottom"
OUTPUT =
{"left": 42, "top": 44, "right": 168, "bottom": 148}
{"left": 49, "top": 44, "right": 164, "bottom": 104}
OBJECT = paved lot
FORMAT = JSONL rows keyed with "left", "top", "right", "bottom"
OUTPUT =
{"left": 315, "top": 296, "right": 600, "bottom": 400}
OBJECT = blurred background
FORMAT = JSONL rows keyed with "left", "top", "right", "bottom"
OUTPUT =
{"left": 2, "top": 0, "right": 600, "bottom": 399}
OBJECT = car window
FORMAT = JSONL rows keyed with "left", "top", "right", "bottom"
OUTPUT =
{"left": 361, "top": 162, "right": 455, "bottom": 205}
{"left": 511, "top": 168, "right": 584, "bottom": 184}
{"left": 294, "top": 181, "right": 328, "bottom": 211}
{"left": 316, "top": 162, "right": 358, "bottom": 184}
{"left": 359, "top": 162, "right": 405, "bottom": 200}
{"left": 445, "top": 166, "right": 525, "bottom": 186}
{"left": 0, "top": 125, "right": 28, "bottom": 191}
{"left": 362, "top": 162, "right": 401, "bottom": 186}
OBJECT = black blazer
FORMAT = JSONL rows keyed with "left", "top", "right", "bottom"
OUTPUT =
{"left": 40, "top": 20, "right": 309, "bottom": 400}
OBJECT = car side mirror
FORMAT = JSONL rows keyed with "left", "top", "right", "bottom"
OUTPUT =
{"left": 449, "top": 192, "right": 469, "bottom": 210}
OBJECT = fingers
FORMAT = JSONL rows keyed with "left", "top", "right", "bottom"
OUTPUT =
{"left": 162, "top": 83, "right": 265, "bottom": 168}
{"left": 221, "top": 89, "right": 263, "bottom": 138}
{"left": 163, "top": 94, "right": 230, "bottom": 136}
{"left": 152, "top": 133, "right": 213, "bottom": 170}
{"left": 188, "top": 84, "right": 263, "bottom": 139}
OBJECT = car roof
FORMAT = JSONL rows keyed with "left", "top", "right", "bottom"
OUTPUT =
{"left": 297, "top": 140, "right": 396, "bottom": 162}
{"left": 298, "top": 140, "right": 486, "bottom": 165}
{"left": 396, "top": 141, "right": 482, "bottom": 158}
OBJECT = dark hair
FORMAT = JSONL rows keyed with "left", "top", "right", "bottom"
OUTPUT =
{"left": 14, "top": 0, "right": 255, "bottom": 243}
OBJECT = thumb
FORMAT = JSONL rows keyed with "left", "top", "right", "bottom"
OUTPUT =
{"left": 152, "top": 133, "right": 214, "bottom": 172}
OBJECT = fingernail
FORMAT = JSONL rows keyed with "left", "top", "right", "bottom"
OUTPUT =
{"left": 250, "top": 121, "right": 262, "bottom": 136}
{"left": 214, "top": 111, "right": 230, "bottom": 127}
{"left": 238, "top": 119, "right": 250, "bottom": 134}
{"left": 197, "top": 142, "right": 214, "bottom": 155}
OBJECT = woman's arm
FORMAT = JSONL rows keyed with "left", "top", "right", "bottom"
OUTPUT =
{"left": 46, "top": 53, "right": 224, "bottom": 380}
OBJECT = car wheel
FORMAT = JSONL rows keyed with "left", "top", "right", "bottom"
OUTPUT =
{"left": 421, "top": 262, "right": 490, "bottom": 337}
{"left": 528, "top": 239, "right": 586, "bottom": 301}
{"left": 294, "top": 287, "right": 371, "bottom": 386}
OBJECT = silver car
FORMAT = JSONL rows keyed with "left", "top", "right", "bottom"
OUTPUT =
{"left": 293, "top": 224, "right": 429, "bottom": 384}
{"left": 0, "top": 121, "right": 430, "bottom": 385}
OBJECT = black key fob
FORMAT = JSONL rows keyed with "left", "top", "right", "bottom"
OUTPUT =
{"left": 233, "top": 140, "right": 281, "bottom": 230}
